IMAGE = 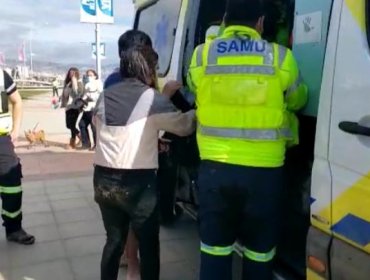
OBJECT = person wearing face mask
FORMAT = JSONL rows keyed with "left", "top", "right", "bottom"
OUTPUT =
{"left": 78, "top": 69, "right": 102, "bottom": 150}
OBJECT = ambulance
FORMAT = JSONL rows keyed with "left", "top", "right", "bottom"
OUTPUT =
{"left": 131, "top": 0, "right": 370, "bottom": 279}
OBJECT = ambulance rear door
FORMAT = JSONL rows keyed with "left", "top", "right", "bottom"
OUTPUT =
{"left": 133, "top": 0, "right": 199, "bottom": 85}
{"left": 325, "top": 0, "right": 370, "bottom": 278}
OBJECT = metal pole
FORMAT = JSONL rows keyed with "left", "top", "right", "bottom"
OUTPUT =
{"left": 30, "top": 29, "right": 33, "bottom": 74}
{"left": 95, "top": 23, "right": 102, "bottom": 79}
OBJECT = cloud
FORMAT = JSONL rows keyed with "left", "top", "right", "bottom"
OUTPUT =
{"left": 0, "top": 0, "right": 135, "bottom": 67}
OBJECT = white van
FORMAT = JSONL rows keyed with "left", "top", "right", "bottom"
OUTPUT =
{"left": 132, "top": 0, "right": 370, "bottom": 279}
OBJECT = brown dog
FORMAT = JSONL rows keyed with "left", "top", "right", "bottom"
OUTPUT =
{"left": 24, "top": 123, "right": 48, "bottom": 149}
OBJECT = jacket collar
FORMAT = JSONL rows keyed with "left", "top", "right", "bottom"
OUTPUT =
{"left": 222, "top": 25, "right": 262, "bottom": 40}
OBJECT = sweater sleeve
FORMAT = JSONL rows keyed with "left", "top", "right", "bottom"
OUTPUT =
{"left": 149, "top": 93, "right": 196, "bottom": 137}
{"left": 151, "top": 110, "right": 196, "bottom": 137}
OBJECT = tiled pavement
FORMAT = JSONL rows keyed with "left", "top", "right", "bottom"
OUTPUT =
{"left": 0, "top": 93, "right": 202, "bottom": 280}
{"left": 0, "top": 174, "right": 200, "bottom": 280}
{"left": 0, "top": 94, "right": 253, "bottom": 280}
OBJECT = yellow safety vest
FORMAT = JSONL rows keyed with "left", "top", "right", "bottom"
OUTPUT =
{"left": 0, "top": 70, "right": 12, "bottom": 135}
{"left": 187, "top": 26, "right": 307, "bottom": 168}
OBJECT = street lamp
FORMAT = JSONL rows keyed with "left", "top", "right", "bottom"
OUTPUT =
{"left": 29, "top": 29, "right": 34, "bottom": 74}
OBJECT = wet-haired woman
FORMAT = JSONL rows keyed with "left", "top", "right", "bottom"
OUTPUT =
{"left": 93, "top": 45, "right": 195, "bottom": 280}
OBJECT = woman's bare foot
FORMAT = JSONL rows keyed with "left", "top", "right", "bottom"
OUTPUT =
{"left": 126, "top": 272, "right": 140, "bottom": 280}
{"left": 126, "top": 259, "right": 140, "bottom": 280}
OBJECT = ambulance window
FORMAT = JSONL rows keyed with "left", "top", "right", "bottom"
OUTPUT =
{"left": 135, "top": 0, "right": 182, "bottom": 76}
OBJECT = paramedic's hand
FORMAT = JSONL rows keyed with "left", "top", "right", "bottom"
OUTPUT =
{"left": 162, "top": 80, "right": 182, "bottom": 98}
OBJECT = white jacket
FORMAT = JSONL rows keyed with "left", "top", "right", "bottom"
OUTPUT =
{"left": 94, "top": 78, "right": 195, "bottom": 169}
{"left": 83, "top": 79, "right": 103, "bottom": 112}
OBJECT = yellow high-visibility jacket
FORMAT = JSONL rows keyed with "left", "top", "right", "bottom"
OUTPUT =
{"left": 187, "top": 25, "right": 307, "bottom": 167}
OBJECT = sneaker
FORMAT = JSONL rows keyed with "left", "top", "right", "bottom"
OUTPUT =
{"left": 7, "top": 229, "right": 35, "bottom": 245}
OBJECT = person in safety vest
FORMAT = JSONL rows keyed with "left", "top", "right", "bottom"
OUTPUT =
{"left": 0, "top": 69, "right": 35, "bottom": 245}
{"left": 187, "top": 0, "right": 307, "bottom": 279}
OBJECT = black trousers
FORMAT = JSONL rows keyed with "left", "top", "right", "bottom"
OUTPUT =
{"left": 94, "top": 166, "right": 160, "bottom": 280}
{"left": 198, "top": 160, "right": 284, "bottom": 280}
{"left": 0, "top": 136, "right": 23, "bottom": 235}
{"left": 65, "top": 109, "right": 80, "bottom": 139}
{"left": 52, "top": 87, "right": 59, "bottom": 97}
{"left": 79, "top": 111, "right": 96, "bottom": 148}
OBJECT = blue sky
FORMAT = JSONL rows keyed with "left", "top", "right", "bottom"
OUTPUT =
{"left": 0, "top": 0, "right": 135, "bottom": 66}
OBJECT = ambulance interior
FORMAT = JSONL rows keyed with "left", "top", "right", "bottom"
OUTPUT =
{"left": 192, "top": 0, "right": 295, "bottom": 48}
{"left": 186, "top": 1, "right": 317, "bottom": 278}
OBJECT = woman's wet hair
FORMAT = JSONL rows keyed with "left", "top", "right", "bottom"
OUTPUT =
{"left": 120, "top": 45, "right": 159, "bottom": 86}
{"left": 118, "top": 30, "right": 153, "bottom": 58}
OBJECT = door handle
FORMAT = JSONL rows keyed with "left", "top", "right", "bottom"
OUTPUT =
{"left": 338, "top": 121, "right": 370, "bottom": 137}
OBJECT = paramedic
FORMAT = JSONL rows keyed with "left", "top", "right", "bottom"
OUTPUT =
{"left": 187, "top": 0, "right": 308, "bottom": 279}
{"left": 0, "top": 69, "right": 35, "bottom": 245}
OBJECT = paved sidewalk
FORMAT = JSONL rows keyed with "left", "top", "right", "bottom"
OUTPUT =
{"left": 0, "top": 93, "right": 200, "bottom": 280}
{"left": 0, "top": 175, "right": 200, "bottom": 280}
{"left": 16, "top": 93, "right": 94, "bottom": 181}
{"left": 18, "top": 93, "right": 71, "bottom": 146}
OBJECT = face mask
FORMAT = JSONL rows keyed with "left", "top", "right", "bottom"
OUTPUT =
{"left": 87, "top": 76, "right": 95, "bottom": 83}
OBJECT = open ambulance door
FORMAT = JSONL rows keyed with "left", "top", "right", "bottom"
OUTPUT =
{"left": 311, "top": 0, "right": 370, "bottom": 279}
{"left": 132, "top": 0, "right": 201, "bottom": 87}
{"left": 308, "top": 0, "right": 370, "bottom": 279}
{"left": 132, "top": 0, "right": 158, "bottom": 9}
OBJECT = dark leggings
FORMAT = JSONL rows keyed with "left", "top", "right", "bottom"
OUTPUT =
{"left": 52, "top": 87, "right": 59, "bottom": 97}
{"left": 79, "top": 111, "right": 96, "bottom": 148}
{"left": 94, "top": 166, "right": 160, "bottom": 280}
{"left": 65, "top": 109, "right": 80, "bottom": 139}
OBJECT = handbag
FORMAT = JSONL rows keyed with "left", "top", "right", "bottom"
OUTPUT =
{"left": 73, "top": 97, "right": 88, "bottom": 111}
